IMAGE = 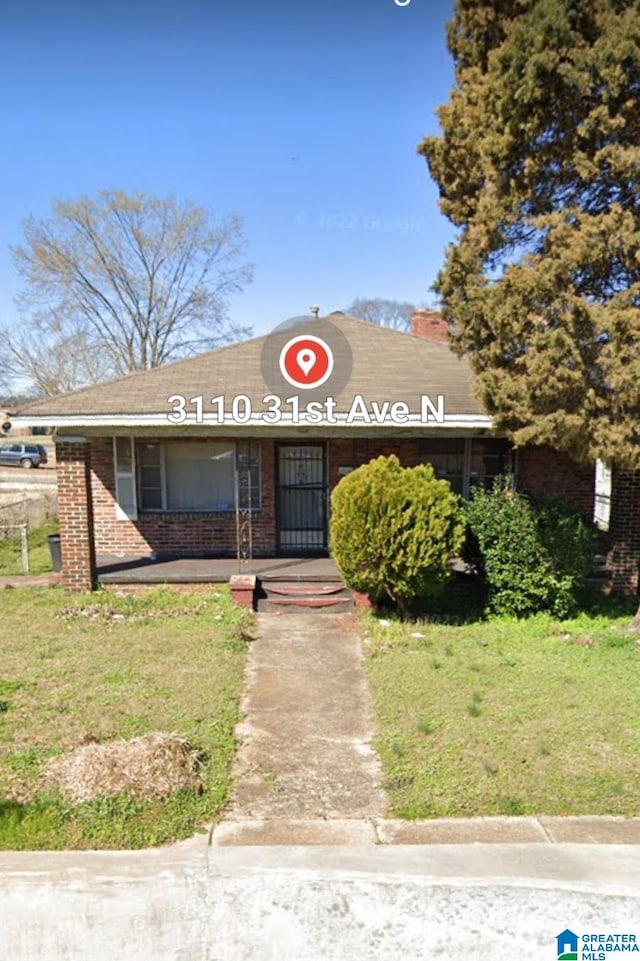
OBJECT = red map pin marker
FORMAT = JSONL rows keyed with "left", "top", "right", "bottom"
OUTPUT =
{"left": 296, "top": 348, "right": 316, "bottom": 376}
{"left": 279, "top": 335, "right": 334, "bottom": 389}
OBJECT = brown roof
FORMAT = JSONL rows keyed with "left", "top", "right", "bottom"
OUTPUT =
{"left": 17, "top": 314, "right": 485, "bottom": 422}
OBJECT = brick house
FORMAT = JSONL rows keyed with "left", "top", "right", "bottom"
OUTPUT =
{"left": 15, "top": 311, "right": 597, "bottom": 592}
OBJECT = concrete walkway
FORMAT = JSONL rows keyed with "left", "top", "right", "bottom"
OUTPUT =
{"left": 215, "top": 612, "right": 386, "bottom": 844}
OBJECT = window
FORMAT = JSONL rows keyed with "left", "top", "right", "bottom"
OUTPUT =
{"left": 137, "top": 443, "right": 163, "bottom": 510}
{"left": 136, "top": 441, "right": 260, "bottom": 512}
{"left": 421, "top": 438, "right": 465, "bottom": 494}
{"left": 114, "top": 437, "right": 137, "bottom": 520}
{"left": 421, "top": 437, "right": 512, "bottom": 497}
{"left": 469, "top": 438, "right": 512, "bottom": 491}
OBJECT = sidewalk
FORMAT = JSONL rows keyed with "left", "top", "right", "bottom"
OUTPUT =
{"left": 215, "top": 612, "right": 386, "bottom": 844}
{"left": 3, "top": 840, "right": 640, "bottom": 961}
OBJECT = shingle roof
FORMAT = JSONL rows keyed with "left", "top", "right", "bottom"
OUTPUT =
{"left": 17, "top": 314, "right": 485, "bottom": 422}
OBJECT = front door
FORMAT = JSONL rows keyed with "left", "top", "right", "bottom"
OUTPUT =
{"left": 276, "top": 444, "right": 327, "bottom": 553}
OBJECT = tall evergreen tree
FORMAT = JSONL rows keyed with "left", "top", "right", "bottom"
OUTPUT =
{"left": 420, "top": 0, "right": 640, "bottom": 594}
{"left": 421, "top": 0, "right": 640, "bottom": 461}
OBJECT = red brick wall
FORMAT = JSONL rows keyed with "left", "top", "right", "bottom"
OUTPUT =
{"left": 516, "top": 446, "right": 595, "bottom": 516}
{"left": 606, "top": 467, "right": 640, "bottom": 595}
{"left": 89, "top": 437, "right": 277, "bottom": 557}
{"left": 329, "top": 440, "right": 595, "bottom": 515}
{"left": 88, "top": 436, "right": 425, "bottom": 560}
{"left": 327, "top": 438, "right": 424, "bottom": 490}
{"left": 56, "top": 441, "right": 97, "bottom": 592}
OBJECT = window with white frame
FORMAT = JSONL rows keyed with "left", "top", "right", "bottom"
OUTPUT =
{"left": 134, "top": 440, "right": 260, "bottom": 512}
{"left": 114, "top": 437, "right": 138, "bottom": 520}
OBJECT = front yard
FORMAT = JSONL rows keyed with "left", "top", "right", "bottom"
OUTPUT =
{"left": 364, "top": 605, "right": 640, "bottom": 819}
{"left": 2, "top": 581, "right": 639, "bottom": 850}
{"left": 0, "top": 586, "right": 250, "bottom": 849}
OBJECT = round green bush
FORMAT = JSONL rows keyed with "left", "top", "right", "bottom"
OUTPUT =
{"left": 464, "top": 476, "right": 596, "bottom": 618}
{"left": 330, "top": 454, "right": 465, "bottom": 615}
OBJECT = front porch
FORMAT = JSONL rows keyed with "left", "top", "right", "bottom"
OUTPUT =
{"left": 51, "top": 432, "right": 600, "bottom": 595}
{"left": 96, "top": 554, "right": 353, "bottom": 612}
{"left": 97, "top": 554, "right": 341, "bottom": 585}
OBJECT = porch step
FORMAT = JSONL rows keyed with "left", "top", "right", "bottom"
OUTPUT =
{"left": 264, "top": 581, "right": 345, "bottom": 597}
{"left": 256, "top": 577, "right": 354, "bottom": 613}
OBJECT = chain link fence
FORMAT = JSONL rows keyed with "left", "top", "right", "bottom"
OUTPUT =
{"left": 0, "top": 489, "right": 58, "bottom": 573}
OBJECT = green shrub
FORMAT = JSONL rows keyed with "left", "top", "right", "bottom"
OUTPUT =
{"left": 330, "top": 455, "right": 465, "bottom": 616}
{"left": 464, "top": 476, "right": 596, "bottom": 618}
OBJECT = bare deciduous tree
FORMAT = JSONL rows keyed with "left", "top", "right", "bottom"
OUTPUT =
{"left": 4, "top": 313, "right": 113, "bottom": 397}
{"left": 6, "top": 189, "right": 253, "bottom": 393}
{"left": 344, "top": 297, "right": 418, "bottom": 331}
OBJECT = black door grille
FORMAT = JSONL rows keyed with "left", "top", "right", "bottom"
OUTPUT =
{"left": 277, "top": 445, "right": 327, "bottom": 552}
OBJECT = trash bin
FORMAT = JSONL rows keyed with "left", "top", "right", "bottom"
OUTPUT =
{"left": 48, "top": 533, "right": 62, "bottom": 573}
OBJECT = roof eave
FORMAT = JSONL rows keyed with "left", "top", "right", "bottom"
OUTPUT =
{"left": 11, "top": 412, "right": 494, "bottom": 431}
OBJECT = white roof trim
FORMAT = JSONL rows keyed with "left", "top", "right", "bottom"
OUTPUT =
{"left": 12, "top": 412, "right": 494, "bottom": 430}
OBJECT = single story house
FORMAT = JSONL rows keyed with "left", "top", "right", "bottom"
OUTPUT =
{"left": 14, "top": 310, "right": 598, "bottom": 592}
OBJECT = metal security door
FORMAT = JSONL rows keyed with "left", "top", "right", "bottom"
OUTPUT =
{"left": 277, "top": 445, "right": 327, "bottom": 553}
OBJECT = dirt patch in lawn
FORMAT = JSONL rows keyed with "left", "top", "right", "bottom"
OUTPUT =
{"left": 41, "top": 732, "right": 204, "bottom": 804}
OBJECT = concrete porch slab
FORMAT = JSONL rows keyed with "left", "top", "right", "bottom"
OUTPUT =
{"left": 97, "top": 554, "right": 341, "bottom": 584}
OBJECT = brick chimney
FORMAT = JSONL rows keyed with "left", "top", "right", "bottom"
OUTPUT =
{"left": 411, "top": 308, "right": 449, "bottom": 344}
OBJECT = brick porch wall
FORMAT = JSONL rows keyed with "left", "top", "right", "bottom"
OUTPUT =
{"left": 56, "top": 440, "right": 97, "bottom": 592}
{"left": 89, "top": 437, "right": 277, "bottom": 557}
{"left": 515, "top": 445, "right": 594, "bottom": 516}
{"left": 606, "top": 467, "right": 640, "bottom": 595}
{"left": 327, "top": 438, "right": 423, "bottom": 489}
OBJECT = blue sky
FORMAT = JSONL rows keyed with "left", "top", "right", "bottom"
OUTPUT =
{"left": 0, "top": 0, "right": 456, "bottom": 341}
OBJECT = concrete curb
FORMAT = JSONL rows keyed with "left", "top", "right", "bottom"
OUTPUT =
{"left": 212, "top": 815, "right": 640, "bottom": 846}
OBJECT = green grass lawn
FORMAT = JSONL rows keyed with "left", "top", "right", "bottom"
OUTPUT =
{"left": 0, "top": 586, "right": 250, "bottom": 849}
{"left": 363, "top": 603, "right": 640, "bottom": 818}
{"left": 0, "top": 520, "right": 58, "bottom": 575}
